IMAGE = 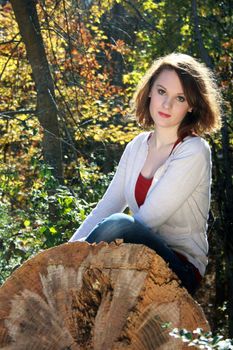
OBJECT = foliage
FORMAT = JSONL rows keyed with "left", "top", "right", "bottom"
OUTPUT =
{"left": 170, "top": 327, "right": 233, "bottom": 349}
{"left": 0, "top": 158, "right": 114, "bottom": 285}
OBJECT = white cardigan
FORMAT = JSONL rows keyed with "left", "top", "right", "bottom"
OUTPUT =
{"left": 69, "top": 132, "right": 211, "bottom": 276}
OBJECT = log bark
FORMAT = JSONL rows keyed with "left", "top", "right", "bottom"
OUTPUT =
{"left": 0, "top": 241, "right": 209, "bottom": 349}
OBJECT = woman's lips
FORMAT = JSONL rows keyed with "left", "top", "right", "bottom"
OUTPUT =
{"left": 158, "top": 111, "right": 171, "bottom": 118}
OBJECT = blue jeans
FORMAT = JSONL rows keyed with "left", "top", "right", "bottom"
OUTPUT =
{"left": 86, "top": 213, "right": 200, "bottom": 295}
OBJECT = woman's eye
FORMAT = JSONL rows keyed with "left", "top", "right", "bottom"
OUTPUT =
{"left": 177, "top": 96, "right": 185, "bottom": 102}
{"left": 158, "top": 88, "right": 165, "bottom": 95}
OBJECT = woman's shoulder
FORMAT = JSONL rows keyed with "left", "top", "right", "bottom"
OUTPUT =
{"left": 120, "top": 132, "right": 150, "bottom": 159}
{"left": 175, "top": 136, "right": 211, "bottom": 158}
{"left": 127, "top": 131, "right": 150, "bottom": 146}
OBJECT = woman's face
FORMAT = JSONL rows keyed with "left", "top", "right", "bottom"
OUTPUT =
{"left": 149, "top": 69, "right": 192, "bottom": 130}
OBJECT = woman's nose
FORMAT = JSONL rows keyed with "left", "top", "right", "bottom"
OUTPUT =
{"left": 162, "top": 97, "right": 172, "bottom": 109}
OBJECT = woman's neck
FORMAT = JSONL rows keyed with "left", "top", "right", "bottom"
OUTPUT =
{"left": 151, "top": 127, "right": 179, "bottom": 150}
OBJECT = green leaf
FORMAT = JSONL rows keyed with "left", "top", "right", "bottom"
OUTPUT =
{"left": 49, "top": 227, "right": 57, "bottom": 234}
{"left": 24, "top": 220, "right": 30, "bottom": 227}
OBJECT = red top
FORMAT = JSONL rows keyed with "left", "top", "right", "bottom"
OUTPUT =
{"left": 135, "top": 137, "right": 181, "bottom": 208}
{"left": 134, "top": 135, "right": 202, "bottom": 283}
{"left": 135, "top": 174, "right": 153, "bottom": 207}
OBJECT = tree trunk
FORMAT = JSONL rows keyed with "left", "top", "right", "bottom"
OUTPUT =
{"left": 221, "top": 115, "right": 233, "bottom": 337}
{"left": 191, "top": 0, "right": 213, "bottom": 68}
{"left": 0, "top": 241, "right": 209, "bottom": 349}
{"left": 10, "top": 0, "right": 63, "bottom": 184}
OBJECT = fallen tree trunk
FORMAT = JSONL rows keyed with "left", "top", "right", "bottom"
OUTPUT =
{"left": 0, "top": 241, "right": 209, "bottom": 349}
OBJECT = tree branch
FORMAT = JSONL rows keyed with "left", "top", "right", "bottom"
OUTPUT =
{"left": 0, "top": 109, "right": 36, "bottom": 117}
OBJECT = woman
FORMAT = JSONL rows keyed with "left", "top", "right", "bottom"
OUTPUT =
{"left": 69, "top": 53, "right": 222, "bottom": 295}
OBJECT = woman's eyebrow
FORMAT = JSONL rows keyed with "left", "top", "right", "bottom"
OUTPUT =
{"left": 155, "top": 83, "right": 166, "bottom": 89}
{"left": 155, "top": 83, "right": 185, "bottom": 95}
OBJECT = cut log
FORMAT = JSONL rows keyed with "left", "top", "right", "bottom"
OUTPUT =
{"left": 0, "top": 241, "right": 209, "bottom": 349}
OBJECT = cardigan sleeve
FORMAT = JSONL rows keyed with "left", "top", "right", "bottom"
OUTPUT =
{"left": 69, "top": 141, "right": 131, "bottom": 242}
{"left": 134, "top": 138, "right": 211, "bottom": 231}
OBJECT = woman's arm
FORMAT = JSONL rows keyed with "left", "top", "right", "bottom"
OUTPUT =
{"left": 69, "top": 141, "right": 131, "bottom": 242}
{"left": 134, "top": 138, "right": 211, "bottom": 230}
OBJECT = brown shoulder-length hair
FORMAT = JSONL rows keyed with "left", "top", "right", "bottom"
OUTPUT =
{"left": 131, "top": 53, "right": 222, "bottom": 139}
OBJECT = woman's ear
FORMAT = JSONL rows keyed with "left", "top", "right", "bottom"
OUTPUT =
{"left": 188, "top": 107, "right": 193, "bottom": 113}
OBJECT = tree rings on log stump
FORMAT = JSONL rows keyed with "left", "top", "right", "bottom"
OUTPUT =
{"left": 0, "top": 241, "right": 209, "bottom": 349}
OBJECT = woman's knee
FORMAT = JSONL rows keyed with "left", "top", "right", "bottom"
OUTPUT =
{"left": 86, "top": 213, "right": 133, "bottom": 243}
{"left": 105, "top": 213, "right": 134, "bottom": 225}
{"left": 100, "top": 213, "right": 134, "bottom": 237}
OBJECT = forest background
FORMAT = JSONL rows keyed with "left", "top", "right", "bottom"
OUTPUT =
{"left": 0, "top": 0, "right": 232, "bottom": 339}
